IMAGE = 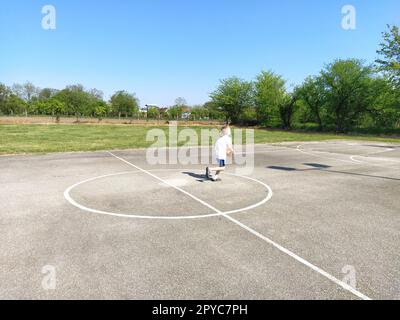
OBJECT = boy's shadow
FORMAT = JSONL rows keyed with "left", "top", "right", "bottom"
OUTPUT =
{"left": 182, "top": 172, "right": 209, "bottom": 183}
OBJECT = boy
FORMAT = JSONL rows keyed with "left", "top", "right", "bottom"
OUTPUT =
{"left": 206, "top": 125, "right": 233, "bottom": 182}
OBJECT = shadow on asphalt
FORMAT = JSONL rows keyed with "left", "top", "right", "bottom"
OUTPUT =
{"left": 182, "top": 171, "right": 208, "bottom": 183}
{"left": 267, "top": 163, "right": 400, "bottom": 181}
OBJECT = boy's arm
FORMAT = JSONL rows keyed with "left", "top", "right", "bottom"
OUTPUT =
{"left": 227, "top": 138, "right": 234, "bottom": 155}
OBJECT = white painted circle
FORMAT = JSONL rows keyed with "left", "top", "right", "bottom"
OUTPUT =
{"left": 64, "top": 169, "right": 273, "bottom": 220}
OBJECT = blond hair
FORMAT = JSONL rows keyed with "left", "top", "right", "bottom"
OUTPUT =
{"left": 221, "top": 125, "right": 231, "bottom": 137}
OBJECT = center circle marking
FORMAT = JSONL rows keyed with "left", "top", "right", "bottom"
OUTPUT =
{"left": 64, "top": 169, "right": 273, "bottom": 220}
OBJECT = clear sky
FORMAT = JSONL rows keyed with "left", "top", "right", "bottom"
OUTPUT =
{"left": 1, "top": 0, "right": 399, "bottom": 107}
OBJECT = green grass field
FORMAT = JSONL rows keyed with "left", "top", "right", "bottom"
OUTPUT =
{"left": 0, "top": 124, "right": 399, "bottom": 155}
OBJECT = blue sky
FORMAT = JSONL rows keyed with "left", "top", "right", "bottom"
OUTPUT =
{"left": 1, "top": 0, "right": 399, "bottom": 107}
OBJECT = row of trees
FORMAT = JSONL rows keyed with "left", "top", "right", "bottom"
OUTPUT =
{"left": 0, "top": 83, "right": 141, "bottom": 122}
{"left": 0, "top": 82, "right": 221, "bottom": 122}
{"left": 207, "top": 25, "right": 400, "bottom": 132}
{"left": 1, "top": 25, "right": 399, "bottom": 132}
{"left": 208, "top": 59, "right": 399, "bottom": 132}
{"left": 146, "top": 98, "right": 224, "bottom": 121}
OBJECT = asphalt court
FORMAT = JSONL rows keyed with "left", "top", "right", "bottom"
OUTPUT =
{"left": 0, "top": 140, "right": 399, "bottom": 299}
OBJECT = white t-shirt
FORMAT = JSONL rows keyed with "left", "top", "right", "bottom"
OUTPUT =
{"left": 215, "top": 135, "right": 232, "bottom": 161}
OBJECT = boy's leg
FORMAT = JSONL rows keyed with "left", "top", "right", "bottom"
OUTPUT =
{"left": 206, "top": 166, "right": 225, "bottom": 180}
{"left": 208, "top": 160, "right": 226, "bottom": 174}
{"left": 209, "top": 166, "right": 226, "bottom": 172}
{"left": 206, "top": 167, "right": 211, "bottom": 179}
{"left": 213, "top": 160, "right": 225, "bottom": 181}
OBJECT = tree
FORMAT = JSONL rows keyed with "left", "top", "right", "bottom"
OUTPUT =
{"left": 174, "top": 97, "right": 188, "bottom": 107}
{"left": 94, "top": 101, "right": 108, "bottom": 122}
{"left": 168, "top": 98, "right": 189, "bottom": 120}
{"left": 203, "top": 101, "right": 224, "bottom": 120}
{"left": 279, "top": 91, "right": 298, "bottom": 130}
{"left": 55, "top": 85, "right": 90, "bottom": 121}
{"left": 210, "top": 77, "right": 254, "bottom": 124}
{"left": 6, "top": 95, "right": 27, "bottom": 116}
{"left": 168, "top": 105, "right": 183, "bottom": 120}
{"left": 12, "top": 82, "right": 39, "bottom": 102}
{"left": 376, "top": 25, "right": 400, "bottom": 87}
{"left": 85, "top": 89, "right": 106, "bottom": 117}
{"left": 12, "top": 82, "right": 39, "bottom": 116}
{"left": 38, "top": 88, "right": 58, "bottom": 101}
{"left": 147, "top": 107, "right": 160, "bottom": 119}
{"left": 190, "top": 105, "right": 210, "bottom": 120}
{"left": 254, "top": 71, "right": 286, "bottom": 127}
{"left": 50, "top": 99, "right": 66, "bottom": 123}
{"left": 320, "top": 59, "right": 374, "bottom": 133}
{"left": 28, "top": 100, "right": 44, "bottom": 115}
{"left": 29, "top": 98, "right": 65, "bottom": 121}
{"left": 366, "top": 76, "right": 400, "bottom": 129}
{"left": 110, "top": 91, "right": 139, "bottom": 119}
{"left": 297, "top": 76, "right": 326, "bottom": 130}
{"left": 89, "top": 88, "right": 104, "bottom": 100}
{"left": 0, "top": 84, "right": 11, "bottom": 115}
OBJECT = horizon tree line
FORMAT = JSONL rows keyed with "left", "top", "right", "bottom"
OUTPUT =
{"left": 0, "top": 25, "right": 399, "bottom": 133}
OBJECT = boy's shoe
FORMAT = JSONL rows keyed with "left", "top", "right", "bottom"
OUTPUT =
{"left": 212, "top": 176, "right": 222, "bottom": 182}
{"left": 206, "top": 167, "right": 211, "bottom": 179}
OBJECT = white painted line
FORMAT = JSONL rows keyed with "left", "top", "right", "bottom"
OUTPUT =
{"left": 108, "top": 152, "right": 225, "bottom": 212}
{"left": 296, "top": 145, "right": 356, "bottom": 164}
{"left": 349, "top": 156, "right": 364, "bottom": 164}
{"left": 350, "top": 148, "right": 399, "bottom": 165}
{"left": 64, "top": 169, "right": 272, "bottom": 220}
{"left": 223, "top": 214, "right": 372, "bottom": 301}
{"left": 235, "top": 149, "right": 296, "bottom": 155}
{"left": 107, "top": 151, "right": 372, "bottom": 300}
{"left": 297, "top": 143, "right": 399, "bottom": 168}
{"left": 356, "top": 156, "right": 400, "bottom": 163}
